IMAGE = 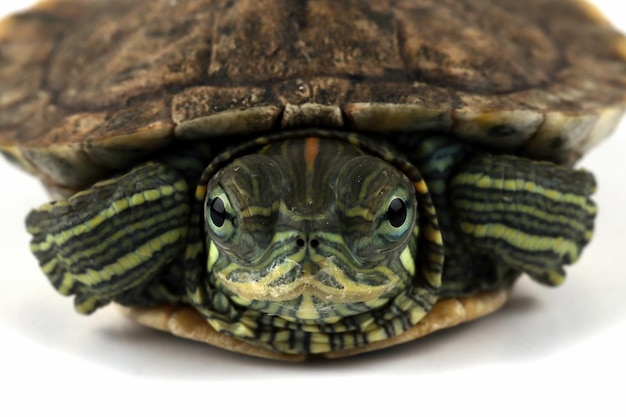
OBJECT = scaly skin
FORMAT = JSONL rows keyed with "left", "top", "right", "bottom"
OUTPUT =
{"left": 26, "top": 130, "right": 596, "bottom": 354}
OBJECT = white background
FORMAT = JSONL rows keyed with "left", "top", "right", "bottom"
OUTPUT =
{"left": 0, "top": 1, "right": 625, "bottom": 416}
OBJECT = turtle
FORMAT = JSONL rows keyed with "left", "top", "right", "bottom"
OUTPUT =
{"left": 1, "top": 0, "right": 625, "bottom": 361}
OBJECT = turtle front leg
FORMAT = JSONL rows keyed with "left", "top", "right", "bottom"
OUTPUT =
{"left": 450, "top": 154, "right": 596, "bottom": 286}
{"left": 26, "top": 162, "right": 190, "bottom": 313}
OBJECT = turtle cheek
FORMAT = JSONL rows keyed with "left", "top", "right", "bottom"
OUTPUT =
{"left": 341, "top": 224, "right": 383, "bottom": 265}
{"left": 338, "top": 194, "right": 417, "bottom": 265}
{"left": 345, "top": 213, "right": 416, "bottom": 265}
{"left": 336, "top": 155, "right": 417, "bottom": 258}
{"left": 205, "top": 156, "right": 283, "bottom": 264}
{"left": 210, "top": 206, "right": 279, "bottom": 266}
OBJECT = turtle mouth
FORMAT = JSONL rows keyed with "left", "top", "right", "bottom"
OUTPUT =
{"left": 212, "top": 257, "right": 405, "bottom": 322}
{"left": 219, "top": 272, "right": 394, "bottom": 304}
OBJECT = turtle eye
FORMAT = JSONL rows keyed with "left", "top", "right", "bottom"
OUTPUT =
{"left": 210, "top": 197, "right": 226, "bottom": 227}
{"left": 387, "top": 198, "right": 407, "bottom": 228}
{"left": 373, "top": 190, "right": 416, "bottom": 245}
{"left": 205, "top": 187, "right": 236, "bottom": 241}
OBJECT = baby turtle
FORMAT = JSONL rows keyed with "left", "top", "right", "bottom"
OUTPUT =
{"left": 1, "top": 0, "right": 625, "bottom": 360}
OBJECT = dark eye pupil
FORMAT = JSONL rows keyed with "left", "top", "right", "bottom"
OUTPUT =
{"left": 387, "top": 198, "right": 407, "bottom": 228}
{"left": 210, "top": 197, "right": 226, "bottom": 227}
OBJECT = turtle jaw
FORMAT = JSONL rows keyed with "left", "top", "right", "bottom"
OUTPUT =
{"left": 218, "top": 270, "right": 398, "bottom": 304}
{"left": 210, "top": 246, "right": 409, "bottom": 323}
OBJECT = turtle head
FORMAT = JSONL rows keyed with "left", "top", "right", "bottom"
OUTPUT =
{"left": 204, "top": 137, "right": 419, "bottom": 322}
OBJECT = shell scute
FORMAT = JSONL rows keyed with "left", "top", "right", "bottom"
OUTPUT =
{"left": 0, "top": 0, "right": 624, "bottom": 186}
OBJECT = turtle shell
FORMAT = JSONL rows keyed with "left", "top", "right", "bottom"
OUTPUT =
{"left": 1, "top": 0, "right": 626, "bottom": 360}
{"left": 1, "top": 0, "right": 626, "bottom": 198}
{"left": 118, "top": 290, "right": 510, "bottom": 360}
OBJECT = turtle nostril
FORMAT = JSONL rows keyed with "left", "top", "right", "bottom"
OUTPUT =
{"left": 296, "top": 238, "right": 319, "bottom": 248}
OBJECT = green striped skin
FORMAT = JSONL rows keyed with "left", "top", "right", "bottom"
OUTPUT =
{"left": 408, "top": 137, "right": 521, "bottom": 295}
{"left": 450, "top": 153, "right": 596, "bottom": 286}
{"left": 25, "top": 130, "right": 596, "bottom": 355}
{"left": 26, "top": 163, "right": 190, "bottom": 313}
{"left": 408, "top": 136, "right": 596, "bottom": 296}
{"left": 404, "top": 137, "right": 597, "bottom": 297}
